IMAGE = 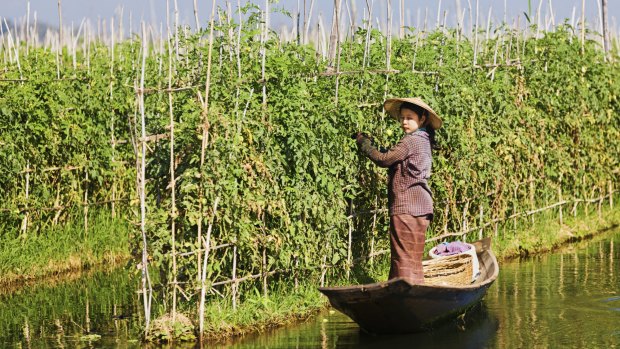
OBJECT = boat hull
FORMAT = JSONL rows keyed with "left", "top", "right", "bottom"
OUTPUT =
{"left": 318, "top": 239, "right": 499, "bottom": 334}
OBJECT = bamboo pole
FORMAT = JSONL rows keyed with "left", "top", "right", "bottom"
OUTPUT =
{"left": 232, "top": 245, "right": 237, "bottom": 310}
{"left": 334, "top": 0, "right": 342, "bottom": 106}
{"left": 362, "top": 0, "right": 373, "bottom": 69}
{"left": 320, "top": 241, "right": 328, "bottom": 287}
{"left": 443, "top": 201, "right": 449, "bottom": 234}
{"left": 435, "top": 0, "right": 441, "bottom": 29}
{"left": 303, "top": 0, "right": 315, "bottom": 45}
{"left": 261, "top": 0, "right": 269, "bottom": 114}
{"left": 581, "top": 0, "right": 585, "bottom": 54}
{"left": 511, "top": 185, "right": 517, "bottom": 231}
{"left": 262, "top": 244, "right": 268, "bottom": 296}
{"left": 84, "top": 168, "right": 88, "bottom": 238}
{"left": 598, "top": 190, "right": 603, "bottom": 219}
{"left": 461, "top": 200, "right": 469, "bottom": 241}
{"left": 478, "top": 204, "right": 483, "bottom": 239}
{"left": 199, "top": 196, "right": 219, "bottom": 336}
{"left": 193, "top": 0, "right": 200, "bottom": 31}
{"left": 110, "top": 16, "right": 117, "bottom": 219}
{"left": 386, "top": 0, "right": 392, "bottom": 70}
{"left": 328, "top": 0, "right": 342, "bottom": 67}
{"left": 197, "top": 0, "right": 217, "bottom": 289}
{"left": 57, "top": 0, "right": 63, "bottom": 46}
{"left": 165, "top": 2, "right": 178, "bottom": 321}
{"left": 473, "top": 0, "right": 479, "bottom": 66}
{"left": 529, "top": 174, "right": 535, "bottom": 223}
{"left": 138, "top": 21, "right": 152, "bottom": 336}
{"left": 369, "top": 196, "right": 378, "bottom": 266}
{"left": 609, "top": 181, "right": 614, "bottom": 208}
{"left": 558, "top": 174, "right": 563, "bottom": 226}
{"left": 347, "top": 205, "right": 353, "bottom": 281}
{"left": 21, "top": 162, "right": 30, "bottom": 236}
{"left": 601, "top": 0, "right": 610, "bottom": 58}
{"left": 26, "top": 1, "right": 30, "bottom": 55}
{"left": 399, "top": 0, "right": 404, "bottom": 38}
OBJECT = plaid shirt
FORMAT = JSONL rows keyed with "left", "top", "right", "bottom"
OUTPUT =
{"left": 358, "top": 130, "right": 433, "bottom": 217}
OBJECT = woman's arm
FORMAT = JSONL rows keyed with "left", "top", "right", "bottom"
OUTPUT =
{"left": 357, "top": 135, "right": 409, "bottom": 168}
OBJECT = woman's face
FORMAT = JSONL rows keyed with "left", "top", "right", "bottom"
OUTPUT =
{"left": 399, "top": 108, "right": 425, "bottom": 133}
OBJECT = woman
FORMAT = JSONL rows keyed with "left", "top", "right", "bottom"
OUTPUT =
{"left": 355, "top": 97, "right": 442, "bottom": 284}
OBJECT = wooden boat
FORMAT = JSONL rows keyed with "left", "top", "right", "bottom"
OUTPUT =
{"left": 318, "top": 238, "right": 499, "bottom": 334}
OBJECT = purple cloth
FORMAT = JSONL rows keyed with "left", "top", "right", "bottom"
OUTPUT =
{"left": 433, "top": 241, "right": 471, "bottom": 256}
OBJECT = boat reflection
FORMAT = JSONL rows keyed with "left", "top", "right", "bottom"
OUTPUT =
{"left": 325, "top": 303, "right": 499, "bottom": 349}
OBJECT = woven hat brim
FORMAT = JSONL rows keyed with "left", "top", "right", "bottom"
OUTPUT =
{"left": 383, "top": 97, "right": 443, "bottom": 130}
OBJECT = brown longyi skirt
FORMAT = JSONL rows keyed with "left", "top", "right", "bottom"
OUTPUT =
{"left": 389, "top": 214, "right": 431, "bottom": 284}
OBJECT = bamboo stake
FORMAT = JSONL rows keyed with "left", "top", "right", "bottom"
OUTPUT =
{"left": 193, "top": 0, "right": 200, "bottom": 31}
{"left": 294, "top": 256, "right": 299, "bottom": 290}
{"left": 436, "top": 0, "right": 441, "bottom": 29}
{"left": 262, "top": 245, "right": 268, "bottom": 297}
{"left": 461, "top": 200, "right": 469, "bottom": 241}
{"left": 165, "top": 4, "right": 178, "bottom": 321}
{"left": 513, "top": 185, "right": 517, "bottom": 231}
{"left": 370, "top": 196, "right": 378, "bottom": 266}
{"left": 485, "top": 7, "right": 492, "bottom": 44}
{"left": 535, "top": 0, "right": 543, "bottom": 38}
{"left": 558, "top": 177, "right": 563, "bottom": 226}
{"left": 529, "top": 174, "right": 535, "bottom": 223}
{"left": 609, "top": 181, "right": 613, "bottom": 208}
{"left": 198, "top": 0, "right": 217, "bottom": 288}
{"left": 473, "top": 0, "right": 479, "bottom": 66}
{"left": 399, "top": 0, "right": 404, "bottom": 38}
{"left": 386, "top": 0, "right": 392, "bottom": 70}
{"left": 443, "top": 201, "right": 449, "bottom": 234}
{"left": 21, "top": 162, "right": 30, "bottom": 236}
{"left": 549, "top": 0, "right": 555, "bottom": 29}
{"left": 412, "top": 33, "right": 419, "bottom": 71}
{"left": 347, "top": 205, "right": 353, "bottom": 281}
{"left": 174, "top": 0, "right": 180, "bottom": 60}
{"left": 320, "top": 241, "right": 328, "bottom": 287}
{"left": 467, "top": 0, "right": 473, "bottom": 35}
{"left": 138, "top": 21, "right": 152, "bottom": 336}
{"left": 232, "top": 245, "right": 237, "bottom": 310}
{"left": 479, "top": 204, "right": 483, "bottom": 239}
{"left": 26, "top": 1, "right": 30, "bottom": 55}
{"left": 598, "top": 191, "right": 603, "bottom": 219}
{"left": 261, "top": 0, "right": 269, "bottom": 114}
{"left": 334, "top": 2, "right": 341, "bottom": 107}
{"left": 199, "top": 196, "right": 219, "bottom": 336}
{"left": 57, "top": 0, "right": 63, "bottom": 46}
{"left": 362, "top": 0, "right": 373, "bottom": 69}
{"left": 328, "top": 0, "right": 342, "bottom": 67}
{"left": 110, "top": 18, "right": 117, "bottom": 219}
{"left": 304, "top": 0, "right": 315, "bottom": 45}
{"left": 3, "top": 19, "right": 23, "bottom": 79}
{"left": 84, "top": 169, "right": 88, "bottom": 238}
{"left": 601, "top": 0, "right": 610, "bottom": 58}
{"left": 581, "top": 0, "right": 585, "bottom": 54}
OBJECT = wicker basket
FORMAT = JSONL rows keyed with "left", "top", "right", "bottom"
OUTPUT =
{"left": 422, "top": 253, "right": 475, "bottom": 286}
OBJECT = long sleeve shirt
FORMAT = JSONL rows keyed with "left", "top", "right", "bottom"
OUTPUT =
{"left": 358, "top": 129, "right": 434, "bottom": 217}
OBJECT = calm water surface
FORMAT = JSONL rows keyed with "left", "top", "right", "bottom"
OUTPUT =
{"left": 2, "top": 229, "right": 619, "bottom": 348}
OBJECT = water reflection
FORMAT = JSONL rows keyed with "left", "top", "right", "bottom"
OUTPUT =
{"left": 487, "top": 232, "right": 620, "bottom": 349}
{"left": 0, "top": 267, "right": 143, "bottom": 349}
{"left": 217, "top": 305, "right": 498, "bottom": 349}
{"left": 0, "top": 231, "right": 618, "bottom": 348}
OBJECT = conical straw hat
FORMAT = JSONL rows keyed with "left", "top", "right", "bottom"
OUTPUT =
{"left": 383, "top": 97, "right": 442, "bottom": 130}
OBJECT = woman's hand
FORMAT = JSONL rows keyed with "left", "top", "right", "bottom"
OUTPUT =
{"left": 351, "top": 132, "right": 370, "bottom": 143}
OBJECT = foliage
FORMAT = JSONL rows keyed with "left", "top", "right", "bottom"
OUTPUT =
{"left": 1, "top": 4, "right": 619, "bottom": 332}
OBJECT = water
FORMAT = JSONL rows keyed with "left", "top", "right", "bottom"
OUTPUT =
{"left": 1, "top": 229, "right": 618, "bottom": 348}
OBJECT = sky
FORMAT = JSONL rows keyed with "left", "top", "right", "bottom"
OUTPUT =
{"left": 2, "top": 0, "right": 619, "bottom": 37}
